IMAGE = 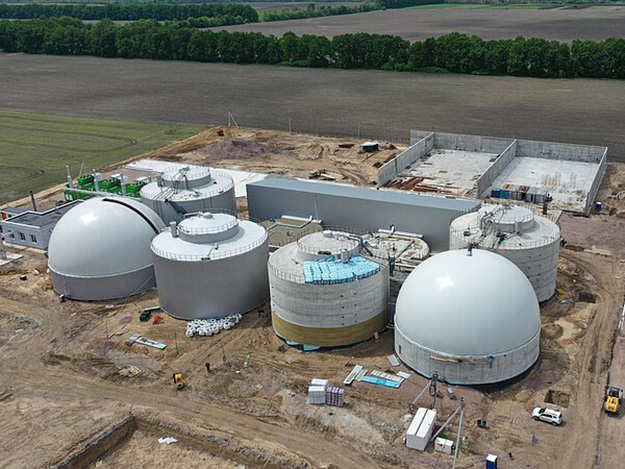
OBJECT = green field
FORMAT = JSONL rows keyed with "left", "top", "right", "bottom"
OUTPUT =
{"left": 0, "top": 110, "right": 203, "bottom": 204}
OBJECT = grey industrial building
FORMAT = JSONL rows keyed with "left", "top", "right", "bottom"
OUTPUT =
{"left": 0, "top": 201, "right": 81, "bottom": 250}
{"left": 246, "top": 178, "right": 480, "bottom": 251}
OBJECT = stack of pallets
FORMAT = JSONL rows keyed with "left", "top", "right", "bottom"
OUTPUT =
{"left": 325, "top": 387, "right": 345, "bottom": 407}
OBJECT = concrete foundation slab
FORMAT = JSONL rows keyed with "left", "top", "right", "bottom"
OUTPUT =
{"left": 492, "top": 157, "right": 599, "bottom": 213}
{"left": 396, "top": 149, "right": 497, "bottom": 198}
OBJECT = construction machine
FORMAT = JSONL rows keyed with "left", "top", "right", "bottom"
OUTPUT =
{"left": 604, "top": 386, "right": 623, "bottom": 414}
{"left": 173, "top": 372, "right": 185, "bottom": 390}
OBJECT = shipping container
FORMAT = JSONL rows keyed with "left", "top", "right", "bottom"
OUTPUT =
{"left": 406, "top": 408, "right": 437, "bottom": 451}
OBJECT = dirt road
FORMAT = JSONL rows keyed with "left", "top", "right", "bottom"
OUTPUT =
{"left": 557, "top": 251, "right": 623, "bottom": 468}
{"left": 0, "top": 295, "right": 377, "bottom": 468}
{"left": 595, "top": 287, "right": 625, "bottom": 468}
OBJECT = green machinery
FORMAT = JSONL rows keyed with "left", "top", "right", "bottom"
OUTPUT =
{"left": 64, "top": 173, "right": 149, "bottom": 201}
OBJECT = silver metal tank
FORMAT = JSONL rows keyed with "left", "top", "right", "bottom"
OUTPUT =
{"left": 151, "top": 212, "right": 269, "bottom": 319}
{"left": 47, "top": 196, "right": 165, "bottom": 300}
{"left": 268, "top": 229, "right": 389, "bottom": 348}
{"left": 450, "top": 204, "right": 560, "bottom": 302}
{"left": 140, "top": 165, "right": 236, "bottom": 224}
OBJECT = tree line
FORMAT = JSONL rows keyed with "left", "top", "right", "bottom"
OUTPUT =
{"left": 0, "top": 0, "right": 443, "bottom": 25}
{"left": 375, "top": 0, "right": 443, "bottom": 8}
{"left": 0, "top": 19, "right": 623, "bottom": 79}
{"left": 263, "top": 3, "right": 378, "bottom": 22}
{"left": 0, "top": 3, "right": 258, "bottom": 22}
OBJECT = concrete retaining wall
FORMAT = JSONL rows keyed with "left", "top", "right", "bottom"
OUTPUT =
{"left": 410, "top": 130, "right": 513, "bottom": 153}
{"left": 378, "top": 132, "right": 433, "bottom": 187}
{"left": 585, "top": 147, "right": 608, "bottom": 215}
{"left": 516, "top": 140, "right": 606, "bottom": 163}
{"left": 475, "top": 140, "right": 518, "bottom": 198}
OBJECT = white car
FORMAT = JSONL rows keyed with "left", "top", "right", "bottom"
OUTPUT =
{"left": 532, "top": 407, "right": 563, "bottom": 426}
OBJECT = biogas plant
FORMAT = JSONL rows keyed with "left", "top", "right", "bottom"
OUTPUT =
{"left": 3, "top": 128, "right": 613, "bottom": 468}
{"left": 40, "top": 170, "right": 555, "bottom": 386}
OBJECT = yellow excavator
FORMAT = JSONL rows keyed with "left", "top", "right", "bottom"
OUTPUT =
{"left": 604, "top": 386, "right": 623, "bottom": 414}
{"left": 173, "top": 372, "right": 185, "bottom": 390}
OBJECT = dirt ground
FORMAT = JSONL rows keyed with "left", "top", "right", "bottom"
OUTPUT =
{"left": 2, "top": 53, "right": 625, "bottom": 161}
{"left": 141, "top": 125, "right": 401, "bottom": 186}
{"left": 0, "top": 232, "right": 622, "bottom": 468}
{"left": 217, "top": 5, "right": 625, "bottom": 42}
{"left": 2, "top": 152, "right": 625, "bottom": 468}
{"left": 100, "top": 428, "right": 253, "bottom": 468}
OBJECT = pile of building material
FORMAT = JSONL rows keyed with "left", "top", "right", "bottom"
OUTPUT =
{"left": 185, "top": 314, "right": 242, "bottom": 338}
{"left": 125, "top": 335, "right": 167, "bottom": 350}
{"left": 343, "top": 364, "right": 408, "bottom": 388}
{"left": 326, "top": 387, "right": 345, "bottom": 407}
{"left": 308, "top": 384, "right": 327, "bottom": 405}
{"left": 363, "top": 370, "right": 404, "bottom": 387}
{"left": 308, "top": 379, "right": 345, "bottom": 407}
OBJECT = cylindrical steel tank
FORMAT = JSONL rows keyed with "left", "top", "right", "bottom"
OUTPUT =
{"left": 151, "top": 212, "right": 269, "bottom": 320}
{"left": 395, "top": 249, "right": 541, "bottom": 385}
{"left": 140, "top": 165, "right": 236, "bottom": 224}
{"left": 450, "top": 204, "right": 560, "bottom": 302}
{"left": 47, "top": 196, "right": 165, "bottom": 300}
{"left": 269, "top": 230, "right": 389, "bottom": 348}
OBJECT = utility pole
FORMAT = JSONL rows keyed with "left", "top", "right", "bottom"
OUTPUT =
{"left": 29, "top": 191, "right": 38, "bottom": 212}
{"left": 0, "top": 236, "right": 6, "bottom": 261}
{"left": 452, "top": 399, "right": 465, "bottom": 469}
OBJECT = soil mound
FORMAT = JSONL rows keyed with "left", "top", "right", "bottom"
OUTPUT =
{"left": 195, "top": 138, "right": 278, "bottom": 161}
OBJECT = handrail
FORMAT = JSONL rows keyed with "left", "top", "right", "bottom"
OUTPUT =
{"left": 152, "top": 232, "right": 267, "bottom": 261}
{"left": 268, "top": 253, "right": 388, "bottom": 285}
{"left": 178, "top": 216, "right": 239, "bottom": 236}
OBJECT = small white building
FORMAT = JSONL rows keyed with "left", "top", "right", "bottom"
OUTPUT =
{"left": 406, "top": 408, "right": 437, "bottom": 451}
{"left": 435, "top": 437, "right": 453, "bottom": 454}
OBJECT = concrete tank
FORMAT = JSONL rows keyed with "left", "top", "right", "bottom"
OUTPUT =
{"left": 269, "top": 230, "right": 389, "bottom": 348}
{"left": 450, "top": 204, "right": 560, "bottom": 302}
{"left": 140, "top": 165, "right": 236, "bottom": 224}
{"left": 47, "top": 196, "right": 165, "bottom": 300}
{"left": 151, "top": 212, "right": 269, "bottom": 320}
{"left": 395, "top": 249, "right": 541, "bottom": 385}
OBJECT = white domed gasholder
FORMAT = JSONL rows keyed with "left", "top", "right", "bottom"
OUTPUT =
{"left": 47, "top": 197, "right": 165, "bottom": 300}
{"left": 394, "top": 249, "right": 540, "bottom": 385}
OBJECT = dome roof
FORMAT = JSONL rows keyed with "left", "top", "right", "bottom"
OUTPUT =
{"left": 395, "top": 249, "right": 540, "bottom": 356}
{"left": 48, "top": 197, "right": 165, "bottom": 277}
